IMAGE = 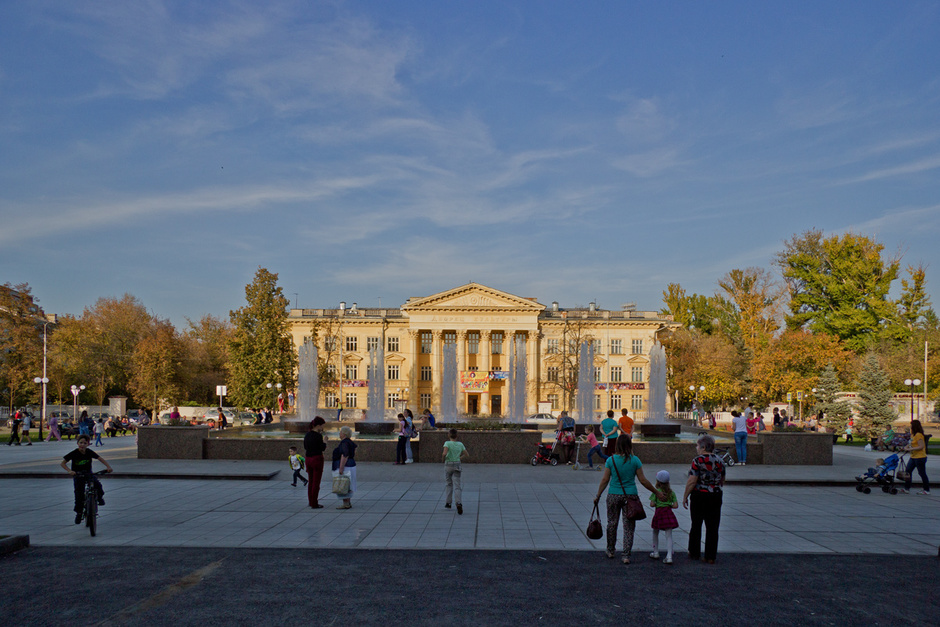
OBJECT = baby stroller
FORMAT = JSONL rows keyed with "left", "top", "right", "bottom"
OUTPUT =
{"left": 531, "top": 435, "right": 561, "bottom": 466}
{"left": 855, "top": 453, "right": 907, "bottom": 494}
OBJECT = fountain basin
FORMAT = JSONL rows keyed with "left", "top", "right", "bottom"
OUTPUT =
{"left": 355, "top": 422, "right": 396, "bottom": 435}
{"left": 639, "top": 424, "right": 681, "bottom": 438}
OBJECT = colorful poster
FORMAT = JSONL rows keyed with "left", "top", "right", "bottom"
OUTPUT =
{"left": 342, "top": 380, "right": 368, "bottom": 388}
{"left": 460, "top": 371, "right": 490, "bottom": 391}
{"left": 489, "top": 371, "right": 509, "bottom": 380}
{"left": 595, "top": 383, "right": 645, "bottom": 391}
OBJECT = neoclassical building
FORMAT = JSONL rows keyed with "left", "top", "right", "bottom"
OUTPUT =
{"left": 287, "top": 283, "right": 677, "bottom": 418}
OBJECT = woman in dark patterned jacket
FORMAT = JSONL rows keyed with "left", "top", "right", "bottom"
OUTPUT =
{"left": 682, "top": 434, "right": 726, "bottom": 564}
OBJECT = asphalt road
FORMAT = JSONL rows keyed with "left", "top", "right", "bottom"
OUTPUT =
{"left": 3, "top": 547, "right": 938, "bottom": 626}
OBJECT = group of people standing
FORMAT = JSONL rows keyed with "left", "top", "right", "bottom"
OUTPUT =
{"left": 301, "top": 417, "right": 358, "bottom": 510}
{"left": 595, "top": 432, "right": 725, "bottom": 565}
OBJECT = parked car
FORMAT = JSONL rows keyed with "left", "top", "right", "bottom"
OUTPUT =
{"left": 525, "top": 413, "right": 557, "bottom": 423}
{"left": 202, "top": 408, "right": 236, "bottom": 427}
{"left": 127, "top": 409, "right": 149, "bottom": 425}
{"left": 232, "top": 411, "right": 257, "bottom": 427}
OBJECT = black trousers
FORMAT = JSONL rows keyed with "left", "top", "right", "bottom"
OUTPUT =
{"left": 73, "top": 475, "right": 104, "bottom": 513}
{"left": 688, "top": 490, "right": 722, "bottom": 561}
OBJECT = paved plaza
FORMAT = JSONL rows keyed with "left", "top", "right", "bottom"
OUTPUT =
{"left": 0, "top": 437, "right": 937, "bottom": 554}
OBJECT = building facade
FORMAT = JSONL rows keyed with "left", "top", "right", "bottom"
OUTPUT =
{"left": 287, "top": 283, "right": 677, "bottom": 418}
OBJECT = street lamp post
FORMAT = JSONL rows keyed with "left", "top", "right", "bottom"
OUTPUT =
{"left": 904, "top": 378, "right": 922, "bottom": 421}
{"left": 266, "top": 382, "right": 282, "bottom": 413}
{"left": 33, "top": 376, "right": 49, "bottom": 440}
{"left": 70, "top": 385, "right": 85, "bottom": 425}
{"left": 689, "top": 385, "right": 705, "bottom": 425}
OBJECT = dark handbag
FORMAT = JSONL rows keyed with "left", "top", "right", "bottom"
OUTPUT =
{"left": 625, "top": 495, "right": 646, "bottom": 521}
{"left": 611, "top": 456, "right": 647, "bottom": 521}
{"left": 586, "top": 503, "right": 603, "bottom": 539}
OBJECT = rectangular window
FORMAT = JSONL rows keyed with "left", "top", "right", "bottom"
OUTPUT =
{"left": 631, "top": 395, "right": 643, "bottom": 410}
{"left": 610, "top": 339, "right": 623, "bottom": 355}
{"left": 366, "top": 364, "right": 378, "bottom": 380}
{"left": 468, "top": 332, "right": 480, "bottom": 354}
{"left": 325, "top": 393, "right": 337, "bottom": 408}
{"left": 443, "top": 332, "right": 456, "bottom": 347}
{"left": 594, "top": 367, "right": 601, "bottom": 383}
{"left": 547, "top": 367, "right": 559, "bottom": 383}
{"left": 387, "top": 365, "right": 400, "bottom": 380}
{"left": 345, "top": 393, "right": 358, "bottom": 408}
{"left": 592, "top": 339, "right": 602, "bottom": 355}
{"left": 546, "top": 339, "right": 559, "bottom": 354}
{"left": 325, "top": 336, "right": 337, "bottom": 351}
{"left": 345, "top": 364, "right": 357, "bottom": 380}
{"left": 387, "top": 392, "right": 399, "bottom": 408}
{"left": 610, "top": 367, "right": 622, "bottom": 383}
{"left": 547, "top": 394, "right": 559, "bottom": 410}
{"left": 421, "top": 332, "right": 432, "bottom": 354}
{"left": 631, "top": 367, "right": 643, "bottom": 383}
{"left": 420, "top": 366, "right": 432, "bottom": 381}
{"left": 491, "top": 333, "right": 503, "bottom": 354}
{"left": 345, "top": 336, "right": 358, "bottom": 352}
{"left": 367, "top": 337, "right": 380, "bottom": 351}
{"left": 611, "top": 394, "right": 621, "bottom": 409}
{"left": 632, "top": 339, "right": 643, "bottom": 355}
{"left": 387, "top": 336, "right": 399, "bottom": 352}
{"left": 327, "top": 364, "right": 337, "bottom": 378}
{"left": 420, "top": 393, "right": 432, "bottom": 410}
{"left": 594, "top": 394, "right": 602, "bottom": 410}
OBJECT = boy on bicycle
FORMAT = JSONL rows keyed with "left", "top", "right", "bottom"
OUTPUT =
{"left": 60, "top": 434, "right": 113, "bottom": 524}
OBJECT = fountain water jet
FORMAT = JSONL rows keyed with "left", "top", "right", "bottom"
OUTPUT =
{"left": 508, "top": 334, "right": 527, "bottom": 423}
{"left": 297, "top": 340, "right": 319, "bottom": 424}
{"left": 440, "top": 343, "right": 458, "bottom": 423}
{"left": 366, "top": 344, "right": 386, "bottom": 421}
{"left": 576, "top": 341, "right": 595, "bottom": 422}
{"left": 639, "top": 340, "right": 680, "bottom": 437}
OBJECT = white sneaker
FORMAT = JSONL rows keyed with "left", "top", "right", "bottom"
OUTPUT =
{"left": 649, "top": 552, "right": 660, "bottom": 560}
{"left": 916, "top": 490, "right": 930, "bottom": 495}
{"left": 664, "top": 556, "right": 673, "bottom": 565}
{"left": 405, "top": 459, "right": 413, "bottom": 464}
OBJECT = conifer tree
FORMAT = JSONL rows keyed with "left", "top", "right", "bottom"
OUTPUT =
{"left": 855, "top": 354, "right": 896, "bottom": 438}
{"left": 812, "top": 363, "right": 853, "bottom": 435}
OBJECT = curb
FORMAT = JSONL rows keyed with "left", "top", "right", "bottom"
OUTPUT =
{"left": 0, "top": 535, "right": 29, "bottom": 556}
{"left": 0, "top": 472, "right": 279, "bottom": 481}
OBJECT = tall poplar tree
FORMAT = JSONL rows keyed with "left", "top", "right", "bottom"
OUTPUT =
{"left": 228, "top": 268, "right": 296, "bottom": 408}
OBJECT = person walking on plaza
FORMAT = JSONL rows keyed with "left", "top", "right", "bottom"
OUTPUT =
{"left": 288, "top": 446, "right": 308, "bottom": 487}
{"left": 898, "top": 420, "right": 930, "bottom": 495}
{"left": 93, "top": 419, "right": 104, "bottom": 446}
{"left": 442, "top": 428, "right": 469, "bottom": 514}
{"left": 731, "top": 410, "right": 748, "bottom": 465}
{"left": 46, "top": 412, "right": 61, "bottom": 442}
{"left": 649, "top": 470, "right": 679, "bottom": 564}
{"left": 20, "top": 412, "right": 33, "bottom": 445}
{"left": 8, "top": 411, "right": 22, "bottom": 446}
{"left": 618, "top": 409, "right": 634, "bottom": 437}
{"left": 593, "top": 435, "right": 661, "bottom": 564}
{"left": 601, "top": 410, "right": 619, "bottom": 457}
{"left": 332, "top": 426, "right": 357, "bottom": 510}
{"left": 683, "top": 434, "right": 726, "bottom": 564}
{"left": 304, "top": 417, "right": 327, "bottom": 508}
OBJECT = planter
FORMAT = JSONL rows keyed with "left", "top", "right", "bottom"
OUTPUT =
{"left": 758, "top": 431, "right": 833, "bottom": 465}
{"left": 138, "top": 426, "right": 210, "bottom": 460}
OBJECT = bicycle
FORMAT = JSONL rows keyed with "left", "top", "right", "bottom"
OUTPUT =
{"left": 78, "top": 469, "right": 111, "bottom": 536}
{"left": 714, "top": 447, "right": 736, "bottom": 468}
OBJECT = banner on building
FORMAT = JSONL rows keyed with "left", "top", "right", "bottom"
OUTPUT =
{"left": 595, "top": 383, "right": 645, "bottom": 391}
{"left": 460, "top": 371, "right": 490, "bottom": 391}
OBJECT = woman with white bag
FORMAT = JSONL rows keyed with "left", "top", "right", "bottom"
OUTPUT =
{"left": 332, "top": 426, "right": 358, "bottom": 510}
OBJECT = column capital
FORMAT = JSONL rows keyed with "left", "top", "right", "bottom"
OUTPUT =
{"left": 432, "top": 330, "right": 442, "bottom": 339}
{"left": 457, "top": 330, "right": 468, "bottom": 340}
{"left": 481, "top": 329, "right": 492, "bottom": 340}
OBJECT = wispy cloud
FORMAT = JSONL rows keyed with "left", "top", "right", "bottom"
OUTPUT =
{"left": 838, "top": 154, "right": 940, "bottom": 185}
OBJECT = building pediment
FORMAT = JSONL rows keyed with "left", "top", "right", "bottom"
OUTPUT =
{"left": 403, "top": 283, "right": 545, "bottom": 313}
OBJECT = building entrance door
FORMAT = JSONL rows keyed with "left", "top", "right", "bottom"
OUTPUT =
{"left": 468, "top": 395, "right": 479, "bottom": 415}
{"left": 491, "top": 395, "right": 501, "bottom": 416}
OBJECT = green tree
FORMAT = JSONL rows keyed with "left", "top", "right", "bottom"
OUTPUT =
{"left": 183, "top": 314, "right": 233, "bottom": 405}
{"left": 748, "top": 331, "right": 852, "bottom": 407}
{"left": 716, "top": 267, "right": 782, "bottom": 354}
{"left": 812, "top": 363, "right": 853, "bottom": 435}
{"left": 228, "top": 268, "right": 297, "bottom": 408}
{"left": 897, "top": 263, "right": 934, "bottom": 335}
{"left": 0, "top": 283, "right": 44, "bottom": 411}
{"left": 660, "top": 283, "right": 735, "bottom": 337}
{"left": 855, "top": 354, "right": 897, "bottom": 438}
{"left": 129, "top": 318, "right": 184, "bottom": 413}
{"left": 775, "top": 230, "right": 901, "bottom": 352}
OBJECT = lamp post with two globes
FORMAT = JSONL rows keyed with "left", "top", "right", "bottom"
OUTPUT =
{"left": 904, "top": 378, "right": 922, "bottom": 421}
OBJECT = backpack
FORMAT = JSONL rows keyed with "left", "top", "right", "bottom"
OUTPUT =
{"left": 405, "top": 420, "right": 418, "bottom": 438}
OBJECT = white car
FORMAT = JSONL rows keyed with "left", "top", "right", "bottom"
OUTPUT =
{"left": 202, "top": 408, "right": 235, "bottom": 426}
{"left": 525, "top": 413, "right": 557, "bottom": 423}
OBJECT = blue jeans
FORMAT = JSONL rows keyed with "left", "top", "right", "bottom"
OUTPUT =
{"left": 734, "top": 431, "right": 748, "bottom": 463}
{"left": 587, "top": 444, "right": 608, "bottom": 467}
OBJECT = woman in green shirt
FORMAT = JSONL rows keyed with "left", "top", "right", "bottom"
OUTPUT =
{"left": 593, "top": 435, "right": 661, "bottom": 564}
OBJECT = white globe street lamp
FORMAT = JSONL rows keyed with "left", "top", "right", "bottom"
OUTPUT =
{"left": 904, "top": 378, "right": 922, "bottom": 421}
{"left": 70, "top": 385, "right": 85, "bottom": 424}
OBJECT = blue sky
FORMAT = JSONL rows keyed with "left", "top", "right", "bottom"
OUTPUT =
{"left": 3, "top": 1, "right": 940, "bottom": 325}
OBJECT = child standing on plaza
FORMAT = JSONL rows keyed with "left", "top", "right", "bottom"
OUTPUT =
{"left": 584, "top": 425, "right": 608, "bottom": 470}
{"left": 649, "top": 470, "right": 679, "bottom": 564}
{"left": 94, "top": 419, "right": 104, "bottom": 447}
{"left": 442, "top": 428, "right": 469, "bottom": 514}
{"left": 288, "top": 446, "right": 308, "bottom": 487}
